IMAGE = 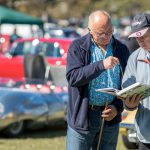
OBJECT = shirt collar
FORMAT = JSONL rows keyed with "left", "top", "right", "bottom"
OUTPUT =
{"left": 137, "top": 47, "right": 150, "bottom": 64}
{"left": 91, "top": 37, "right": 113, "bottom": 49}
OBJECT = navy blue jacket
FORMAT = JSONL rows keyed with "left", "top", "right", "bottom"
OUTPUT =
{"left": 66, "top": 33, "right": 130, "bottom": 133}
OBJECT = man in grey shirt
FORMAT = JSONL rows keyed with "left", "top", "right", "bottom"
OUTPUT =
{"left": 122, "top": 13, "right": 150, "bottom": 150}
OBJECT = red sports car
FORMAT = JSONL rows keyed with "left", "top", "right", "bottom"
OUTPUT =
{"left": 0, "top": 38, "right": 72, "bottom": 80}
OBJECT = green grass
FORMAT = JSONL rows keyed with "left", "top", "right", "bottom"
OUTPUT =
{"left": 117, "top": 134, "right": 128, "bottom": 150}
{"left": 0, "top": 123, "right": 127, "bottom": 150}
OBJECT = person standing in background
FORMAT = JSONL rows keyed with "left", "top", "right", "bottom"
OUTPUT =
{"left": 9, "top": 27, "right": 21, "bottom": 44}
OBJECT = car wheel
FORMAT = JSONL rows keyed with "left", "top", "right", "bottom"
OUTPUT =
{"left": 24, "top": 54, "right": 46, "bottom": 81}
{"left": 122, "top": 135, "right": 138, "bottom": 149}
{"left": 3, "top": 121, "right": 24, "bottom": 137}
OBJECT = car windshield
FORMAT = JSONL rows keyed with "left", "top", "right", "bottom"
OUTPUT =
{"left": 9, "top": 41, "right": 62, "bottom": 57}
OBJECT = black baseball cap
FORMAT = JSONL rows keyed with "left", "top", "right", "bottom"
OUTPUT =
{"left": 128, "top": 13, "right": 150, "bottom": 38}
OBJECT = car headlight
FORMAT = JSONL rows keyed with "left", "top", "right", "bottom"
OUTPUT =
{"left": 0, "top": 103, "right": 4, "bottom": 114}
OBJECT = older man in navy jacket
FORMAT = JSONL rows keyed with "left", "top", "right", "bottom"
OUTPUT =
{"left": 66, "top": 10, "right": 129, "bottom": 150}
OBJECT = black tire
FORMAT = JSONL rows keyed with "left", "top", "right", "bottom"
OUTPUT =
{"left": 24, "top": 54, "right": 35, "bottom": 79}
{"left": 3, "top": 121, "right": 24, "bottom": 137}
{"left": 24, "top": 54, "right": 46, "bottom": 83}
{"left": 32, "top": 55, "right": 46, "bottom": 79}
{"left": 122, "top": 134, "right": 138, "bottom": 149}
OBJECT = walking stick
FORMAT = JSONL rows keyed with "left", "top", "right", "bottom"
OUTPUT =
{"left": 97, "top": 101, "right": 108, "bottom": 150}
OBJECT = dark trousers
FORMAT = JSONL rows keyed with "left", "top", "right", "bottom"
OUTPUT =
{"left": 139, "top": 142, "right": 150, "bottom": 150}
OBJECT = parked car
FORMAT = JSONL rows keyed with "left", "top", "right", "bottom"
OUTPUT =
{"left": 120, "top": 109, "right": 138, "bottom": 149}
{"left": 0, "top": 78, "right": 68, "bottom": 137}
{"left": 0, "top": 38, "right": 72, "bottom": 79}
{"left": 44, "top": 27, "right": 81, "bottom": 39}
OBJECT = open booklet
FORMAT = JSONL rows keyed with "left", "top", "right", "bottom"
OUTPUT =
{"left": 96, "top": 82, "right": 150, "bottom": 99}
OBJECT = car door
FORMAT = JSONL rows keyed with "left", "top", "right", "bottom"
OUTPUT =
{"left": 0, "top": 54, "right": 24, "bottom": 79}
{"left": 0, "top": 41, "right": 27, "bottom": 79}
{"left": 43, "top": 41, "right": 66, "bottom": 66}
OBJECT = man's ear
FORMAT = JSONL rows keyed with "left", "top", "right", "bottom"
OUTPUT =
{"left": 89, "top": 31, "right": 94, "bottom": 39}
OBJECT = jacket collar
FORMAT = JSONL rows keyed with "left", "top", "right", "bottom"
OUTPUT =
{"left": 137, "top": 47, "right": 150, "bottom": 64}
{"left": 137, "top": 47, "right": 147, "bottom": 60}
{"left": 80, "top": 33, "right": 91, "bottom": 51}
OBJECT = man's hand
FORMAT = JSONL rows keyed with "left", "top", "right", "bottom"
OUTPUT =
{"left": 123, "top": 94, "right": 144, "bottom": 109}
{"left": 101, "top": 105, "right": 117, "bottom": 121}
{"left": 103, "top": 56, "right": 119, "bottom": 69}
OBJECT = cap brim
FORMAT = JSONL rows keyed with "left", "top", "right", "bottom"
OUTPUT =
{"left": 128, "top": 27, "right": 149, "bottom": 38}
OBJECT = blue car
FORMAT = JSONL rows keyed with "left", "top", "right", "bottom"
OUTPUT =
{"left": 0, "top": 78, "right": 68, "bottom": 137}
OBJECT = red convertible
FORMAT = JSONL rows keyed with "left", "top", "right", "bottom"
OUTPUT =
{"left": 0, "top": 38, "right": 72, "bottom": 80}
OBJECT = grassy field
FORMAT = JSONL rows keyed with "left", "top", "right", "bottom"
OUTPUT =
{"left": 0, "top": 123, "right": 127, "bottom": 150}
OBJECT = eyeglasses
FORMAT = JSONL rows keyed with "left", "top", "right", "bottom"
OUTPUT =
{"left": 138, "top": 58, "right": 150, "bottom": 65}
{"left": 88, "top": 28, "right": 114, "bottom": 38}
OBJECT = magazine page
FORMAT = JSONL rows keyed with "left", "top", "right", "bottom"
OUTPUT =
{"left": 118, "top": 82, "right": 150, "bottom": 99}
{"left": 96, "top": 82, "right": 150, "bottom": 99}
